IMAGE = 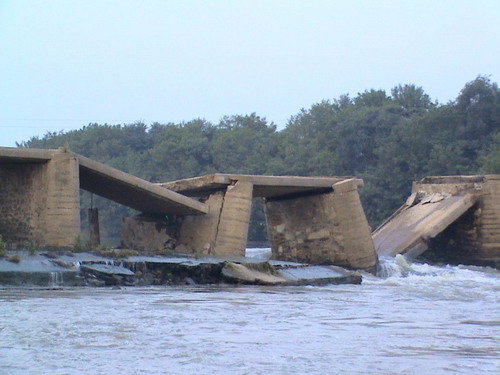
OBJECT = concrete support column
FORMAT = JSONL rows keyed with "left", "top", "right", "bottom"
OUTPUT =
{"left": 265, "top": 179, "right": 377, "bottom": 271}
{"left": 88, "top": 208, "right": 100, "bottom": 247}
{"left": 179, "top": 191, "right": 225, "bottom": 255}
{"left": 125, "top": 182, "right": 253, "bottom": 257}
{"left": 213, "top": 181, "right": 253, "bottom": 257}
{"left": 43, "top": 150, "right": 81, "bottom": 248}
{"left": 330, "top": 179, "right": 378, "bottom": 271}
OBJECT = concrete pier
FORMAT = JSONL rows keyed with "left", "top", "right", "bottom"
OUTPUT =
{"left": 158, "top": 174, "right": 378, "bottom": 271}
{"left": 213, "top": 180, "right": 253, "bottom": 256}
{"left": 44, "top": 151, "right": 81, "bottom": 248}
{"left": 265, "top": 179, "right": 377, "bottom": 271}
{"left": 178, "top": 191, "right": 225, "bottom": 255}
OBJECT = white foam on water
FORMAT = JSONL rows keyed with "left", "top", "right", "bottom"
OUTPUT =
{"left": 371, "top": 256, "right": 499, "bottom": 286}
{"left": 245, "top": 247, "right": 271, "bottom": 260}
{"left": 49, "top": 271, "right": 63, "bottom": 287}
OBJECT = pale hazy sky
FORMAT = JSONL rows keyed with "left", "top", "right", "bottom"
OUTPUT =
{"left": 1, "top": 0, "right": 499, "bottom": 146}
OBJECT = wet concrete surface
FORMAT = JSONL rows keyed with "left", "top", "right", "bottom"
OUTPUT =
{"left": 0, "top": 249, "right": 362, "bottom": 287}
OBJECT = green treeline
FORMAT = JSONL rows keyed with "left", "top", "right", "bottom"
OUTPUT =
{"left": 20, "top": 76, "right": 500, "bottom": 242}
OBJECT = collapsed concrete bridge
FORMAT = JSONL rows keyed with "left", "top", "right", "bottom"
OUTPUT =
{"left": 0, "top": 147, "right": 207, "bottom": 248}
{"left": 0, "top": 147, "right": 378, "bottom": 271}
{"left": 2, "top": 147, "right": 498, "bottom": 270}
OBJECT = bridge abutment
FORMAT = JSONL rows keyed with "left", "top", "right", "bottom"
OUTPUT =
{"left": 1, "top": 147, "right": 206, "bottom": 250}
{"left": 0, "top": 149, "right": 80, "bottom": 248}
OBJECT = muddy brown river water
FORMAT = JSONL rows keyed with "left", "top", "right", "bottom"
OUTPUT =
{"left": 0, "top": 252, "right": 498, "bottom": 375}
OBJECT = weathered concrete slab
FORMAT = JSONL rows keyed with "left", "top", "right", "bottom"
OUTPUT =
{"left": 414, "top": 176, "right": 500, "bottom": 267}
{"left": 277, "top": 265, "right": 362, "bottom": 285}
{"left": 80, "top": 264, "right": 135, "bottom": 286}
{"left": 373, "top": 175, "right": 500, "bottom": 267}
{"left": 126, "top": 257, "right": 362, "bottom": 286}
{"left": 0, "top": 147, "right": 54, "bottom": 163}
{"left": 0, "top": 147, "right": 208, "bottom": 216}
{"left": 159, "top": 174, "right": 232, "bottom": 196}
{"left": 373, "top": 193, "right": 477, "bottom": 259}
{"left": 0, "top": 252, "right": 82, "bottom": 286}
{"left": 159, "top": 173, "right": 346, "bottom": 198}
{"left": 221, "top": 261, "right": 362, "bottom": 285}
{"left": 78, "top": 155, "right": 207, "bottom": 215}
{"left": 222, "top": 262, "right": 287, "bottom": 284}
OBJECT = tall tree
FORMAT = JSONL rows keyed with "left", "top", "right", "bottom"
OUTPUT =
{"left": 210, "top": 114, "right": 279, "bottom": 175}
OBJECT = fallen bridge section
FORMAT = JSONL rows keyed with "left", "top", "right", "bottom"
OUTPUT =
{"left": 78, "top": 155, "right": 207, "bottom": 216}
{"left": 373, "top": 175, "right": 500, "bottom": 267}
{"left": 373, "top": 193, "right": 477, "bottom": 259}
{"left": 160, "top": 173, "right": 347, "bottom": 198}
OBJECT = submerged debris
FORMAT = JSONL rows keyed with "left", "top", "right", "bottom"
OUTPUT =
{"left": 0, "top": 251, "right": 362, "bottom": 287}
{"left": 6, "top": 255, "right": 20, "bottom": 264}
{"left": 222, "top": 262, "right": 287, "bottom": 285}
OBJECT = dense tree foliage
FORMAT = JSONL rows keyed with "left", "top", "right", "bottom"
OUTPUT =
{"left": 20, "top": 77, "right": 500, "bottom": 242}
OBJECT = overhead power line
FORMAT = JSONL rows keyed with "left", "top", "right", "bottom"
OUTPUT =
{"left": 0, "top": 118, "right": 133, "bottom": 122}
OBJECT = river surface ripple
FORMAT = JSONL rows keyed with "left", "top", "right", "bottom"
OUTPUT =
{"left": 0, "top": 257, "right": 499, "bottom": 374}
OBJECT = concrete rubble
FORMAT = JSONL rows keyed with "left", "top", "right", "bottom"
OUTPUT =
{"left": 0, "top": 251, "right": 362, "bottom": 287}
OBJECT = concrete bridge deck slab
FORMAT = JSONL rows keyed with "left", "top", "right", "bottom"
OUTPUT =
{"left": 159, "top": 173, "right": 351, "bottom": 198}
